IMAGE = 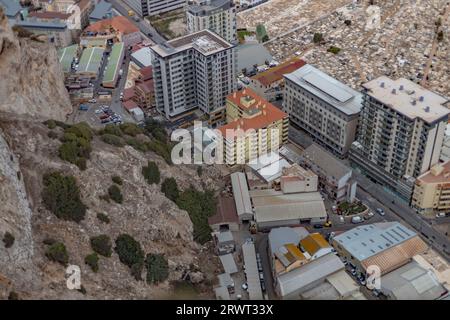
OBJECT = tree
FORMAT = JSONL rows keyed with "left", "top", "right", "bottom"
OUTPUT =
{"left": 344, "top": 20, "right": 352, "bottom": 26}
{"left": 45, "top": 242, "right": 69, "bottom": 266}
{"left": 313, "top": 32, "right": 323, "bottom": 43}
{"left": 161, "top": 177, "right": 179, "bottom": 202}
{"left": 85, "top": 253, "right": 99, "bottom": 272}
{"left": 114, "top": 234, "right": 144, "bottom": 268}
{"left": 327, "top": 46, "right": 341, "bottom": 54}
{"left": 119, "top": 123, "right": 143, "bottom": 137}
{"left": 112, "top": 176, "right": 123, "bottom": 185}
{"left": 108, "top": 185, "right": 123, "bottom": 204}
{"left": 145, "top": 254, "right": 169, "bottom": 284}
{"left": 3, "top": 232, "right": 15, "bottom": 248}
{"left": 97, "top": 213, "right": 110, "bottom": 224}
{"left": 90, "top": 235, "right": 112, "bottom": 257}
{"left": 142, "top": 161, "right": 160, "bottom": 184}
{"left": 437, "top": 30, "right": 444, "bottom": 42}
{"left": 42, "top": 172, "right": 86, "bottom": 222}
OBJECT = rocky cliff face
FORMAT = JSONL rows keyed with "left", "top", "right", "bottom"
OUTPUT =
{"left": 0, "top": 10, "right": 222, "bottom": 299}
{"left": 0, "top": 9, "right": 71, "bottom": 121}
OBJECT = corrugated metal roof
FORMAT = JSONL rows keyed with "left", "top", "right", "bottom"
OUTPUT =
{"left": 219, "top": 253, "right": 238, "bottom": 274}
{"left": 231, "top": 172, "right": 252, "bottom": 218}
{"left": 242, "top": 242, "right": 263, "bottom": 300}
{"left": 277, "top": 253, "right": 344, "bottom": 298}
{"left": 300, "top": 233, "right": 331, "bottom": 256}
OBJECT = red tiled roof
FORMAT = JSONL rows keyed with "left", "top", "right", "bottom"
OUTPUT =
{"left": 252, "top": 58, "right": 306, "bottom": 86}
{"left": 123, "top": 87, "right": 136, "bottom": 101}
{"left": 29, "top": 11, "right": 72, "bottom": 19}
{"left": 208, "top": 196, "right": 239, "bottom": 226}
{"left": 139, "top": 66, "right": 153, "bottom": 81}
{"left": 136, "top": 79, "right": 154, "bottom": 94}
{"left": 123, "top": 100, "right": 138, "bottom": 111}
{"left": 218, "top": 88, "right": 287, "bottom": 138}
{"left": 86, "top": 16, "right": 139, "bottom": 35}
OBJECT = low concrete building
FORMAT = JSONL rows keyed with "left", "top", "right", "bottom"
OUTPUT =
{"left": 331, "top": 222, "right": 429, "bottom": 276}
{"left": 380, "top": 260, "right": 448, "bottom": 300}
{"left": 208, "top": 196, "right": 240, "bottom": 232}
{"left": 250, "top": 189, "right": 327, "bottom": 230}
{"left": 230, "top": 172, "right": 253, "bottom": 222}
{"left": 411, "top": 160, "right": 450, "bottom": 216}
{"left": 89, "top": 0, "right": 114, "bottom": 23}
{"left": 242, "top": 241, "right": 263, "bottom": 300}
{"left": 280, "top": 164, "right": 318, "bottom": 194}
{"left": 301, "top": 143, "right": 356, "bottom": 203}
{"left": 219, "top": 253, "right": 238, "bottom": 274}
{"left": 216, "top": 230, "right": 235, "bottom": 255}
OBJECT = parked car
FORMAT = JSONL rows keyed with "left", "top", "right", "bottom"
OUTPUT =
{"left": 376, "top": 208, "right": 385, "bottom": 216}
{"left": 339, "top": 216, "right": 345, "bottom": 224}
{"left": 324, "top": 221, "right": 332, "bottom": 227}
{"left": 99, "top": 114, "right": 109, "bottom": 120}
{"left": 367, "top": 211, "right": 374, "bottom": 217}
{"left": 313, "top": 224, "right": 323, "bottom": 229}
{"left": 260, "top": 280, "right": 266, "bottom": 292}
{"left": 101, "top": 119, "right": 111, "bottom": 124}
{"left": 351, "top": 216, "right": 363, "bottom": 224}
{"left": 95, "top": 109, "right": 103, "bottom": 114}
{"left": 79, "top": 104, "right": 88, "bottom": 111}
{"left": 241, "top": 283, "right": 248, "bottom": 291}
{"left": 88, "top": 98, "right": 97, "bottom": 103}
{"left": 259, "top": 272, "right": 264, "bottom": 281}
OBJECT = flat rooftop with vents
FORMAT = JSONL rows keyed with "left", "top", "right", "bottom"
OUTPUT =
{"left": 363, "top": 76, "right": 449, "bottom": 124}
{"left": 151, "top": 29, "right": 233, "bottom": 58}
{"left": 284, "top": 64, "right": 362, "bottom": 116}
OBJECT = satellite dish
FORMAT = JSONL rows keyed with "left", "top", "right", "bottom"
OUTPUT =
{"left": 66, "top": 4, "right": 81, "bottom": 29}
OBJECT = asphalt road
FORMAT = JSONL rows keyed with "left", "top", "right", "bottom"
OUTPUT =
{"left": 109, "top": 0, "right": 166, "bottom": 44}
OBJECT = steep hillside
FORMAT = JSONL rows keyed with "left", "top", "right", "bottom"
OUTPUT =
{"left": 0, "top": 9, "right": 71, "bottom": 121}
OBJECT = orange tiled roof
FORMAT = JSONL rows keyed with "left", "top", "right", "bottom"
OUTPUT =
{"left": 218, "top": 88, "right": 287, "bottom": 137}
{"left": 86, "top": 16, "right": 139, "bottom": 35}
{"left": 251, "top": 58, "right": 306, "bottom": 87}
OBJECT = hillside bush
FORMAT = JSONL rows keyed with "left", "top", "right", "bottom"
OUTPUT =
{"left": 90, "top": 235, "right": 112, "bottom": 257}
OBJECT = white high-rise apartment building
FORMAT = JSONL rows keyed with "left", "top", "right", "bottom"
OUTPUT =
{"left": 150, "top": 29, "right": 236, "bottom": 126}
{"left": 350, "top": 76, "right": 449, "bottom": 200}
{"left": 123, "top": 0, "right": 186, "bottom": 17}
{"left": 186, "top": 0, "right": 237, "bottom": 44}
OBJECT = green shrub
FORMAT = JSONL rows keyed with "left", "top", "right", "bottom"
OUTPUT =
{"left": 85, "top": 253, "right": 99, "bottom": 272}
{"left": 97, "top": 213, "right": 110, "bottom": 224}
{"left": 48, "top": 131, "right": 59, "bottom": 139}
{"left": 112, "top": 176, "right": 123, "bottom": 185}
{"left": 44, "top": 119, "right": 57, "bottom": 129}
{"left": 120, "top": 123, "right": 143, "bottom": 137}
{"left": 327, "top": 46, "right": 341, "bottom": 54}
{"left": 145, "top": 253, "right": 169, "bottom": 284}
{"left": 131, "top": 262, "right": 144, "bottom": 281}
{"left": 58, "top": 123, "right": 93, "bottom": 170}
{"left": 90, "top": 235, "right": 112, "bottom": 257}
{"left": 8, "top": 291, "right": 20, "bottom": 300}
{"left": 100, "top": 124, "right": 123, "bottom": 137}
{"left": 148, "top": 140, "right": 172, "bottom": 164}
{"left": 313, "top": 32, "right": 323, "bottom": 43}
{"left": 142, "top": 161, "right": 160, "bottom": 184}
{"left": 43, "top": 238, "right": 57, "bottom": 246}
{"left": 108, "top": 185, "right": 123, "bottom": 204}
{"left": 126, "top": 137, "right": 149, "bottom": 152}
{"left": 101, "top": 134, "right": 125, "bottom": 147}
{"left": 42, "top": 172, "right": 86, "bottom": 222}
{"left": 161, "top": 177, "right": 179, "bottom": 202}
{"left": 3, "top": 232, "right": 15, "bottom": 248}
{"left": 114, "top": 234, "right": 144, "bottom": 268}
{"left": 176, "top": 188, "right": 216, "bottom": 244}
{"left": 45, "top": 242, "right": 69, "bottom": 266}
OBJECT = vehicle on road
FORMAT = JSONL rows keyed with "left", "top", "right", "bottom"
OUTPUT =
{"left": 339, "top": 216, "right": 345, "bottom": 224}
{"left": 128, "top": 10, "right": 135, "bottom": 16}
{"left": 351, "top": 216, "right": 363, "bottom": 224}
{"left": 313, "top": 224, "right": 323, "bottom": 229}
{"left": 367, "top": 211, "right": 374, "bottom": 217}
{"left": 376, "top": 208, "right": 385, "bottom": 216}
{"left": 436, "top": 212, "right": 446, "bottom": 218}
{"left": 260, "top": 280, "right": 266, "bottom": 292}
{"left": 324, "top": 221, "right": 332, "bottom": 228}
{"left": 241, "top": 283, "right": 248, "bottom": 291}
{"left": 95, "top": 109, "right": 103, "bottom": 114}
{"left": 351, "top": 269, "right": 357, "bottom": 276}
{"left": 88, "top": 99, "right": 97, "bottom": 103}
{"left": 79, "top": 104, "right": 88, "bottom": 111}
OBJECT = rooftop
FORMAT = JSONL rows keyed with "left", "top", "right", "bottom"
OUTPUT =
{"left": 16, "top": 18, "right": 67, "bottom": 29}
{"left": 252, "top": 58, "right": 306, "bottom": 86}
{"left": 218, "top": 88, "right": 287, "bottom": 138}
{"left": 416, "top": 160, "right": 450, "bottom": 185}
{"left": 131, "top": 46, "right": 152, "bottom": 68}
{"left": 103, "top": 42, "right": 124, "bottom": 83}
{"left": 85, "top": 16, "right": 139, "bottom": 35}
{"left": 208, "top": 196, "right": 239, "bottom": 226}
{"left": 363, "top": 76, "right": 449, "bottom": 124}
{"left": 242, "top": 242, "right": 264, "bottom": 300}
{"left": 187, "top": 0, "right": 233, "bottom": 16}
{"left": 284, "top": 64, "right": 362, "bottom": 116}
{"left": 250, "top": 189, "right": 327, "bottom": 223}
{"left": 302, "top": 143, "right": 352, "bottom": 180}
{"left": 333, "top": 222, "right": 419, "bottom": 262}
{"left": 230, "top": 172, "right": 252, "bottom": 218}
{"left": 77, "top": 47, "right": 104, "bottom": 73}
{"left": 151, "top": 29, "right": 232, "bottom": 58}
{"left": 58, "top": 44, "right": 78, "bottom": 73}
{"left": 381, "top": 260, "right": 447, "bottom": 300}
{"left": 89, "top": 0, "right": 113, "bottom": 21}
{"left": 0, "top": 0, "right": 22, "bottom": 18}
{"left": 28, "top": 11, "right": 72, "bottom": 20}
